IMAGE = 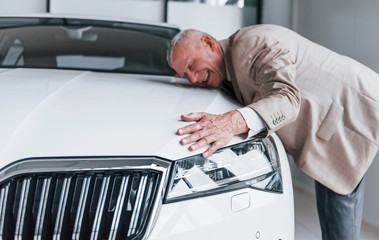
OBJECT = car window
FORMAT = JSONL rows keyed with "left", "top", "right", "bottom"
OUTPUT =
{"left": 0, "top": 17, "right": 179, "bottom": 76}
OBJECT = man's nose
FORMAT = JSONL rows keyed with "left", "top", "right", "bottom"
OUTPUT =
{"left": 187, "top": 71, "right": 198, "bottom": 83}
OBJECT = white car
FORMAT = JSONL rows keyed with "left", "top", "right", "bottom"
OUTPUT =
{"left": 0, "top": 14, "right": 294, "bottom": 239}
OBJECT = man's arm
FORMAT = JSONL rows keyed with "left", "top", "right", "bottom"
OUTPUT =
{"left": 244, "top": 38, "right": 300, "bottom": 137}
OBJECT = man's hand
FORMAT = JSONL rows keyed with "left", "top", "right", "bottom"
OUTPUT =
{"left": 177, "top": 110, "right": 249, "bottom": 158}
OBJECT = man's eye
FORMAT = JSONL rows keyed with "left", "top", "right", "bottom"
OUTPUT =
{"left": 188, "top": 65, "right": 193, "bottom": 70}
{"left": 181, "top": 73, "right": 188, "bottom": 79}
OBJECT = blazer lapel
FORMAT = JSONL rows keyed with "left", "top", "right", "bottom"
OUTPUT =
{"left": 219, "top": 39, "right": 244, "bottom": 104}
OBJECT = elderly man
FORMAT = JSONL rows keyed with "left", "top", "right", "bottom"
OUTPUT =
{"left": 167, "top": 25, "right": 379, "bottom": 240}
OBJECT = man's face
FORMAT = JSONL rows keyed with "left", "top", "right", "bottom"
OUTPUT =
{"left": 171, "top": 36, "right": 226, "bottom": 88}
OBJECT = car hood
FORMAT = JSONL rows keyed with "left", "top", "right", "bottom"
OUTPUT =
{"left": 0, "top": 68, "right": 242, "bottom": 167}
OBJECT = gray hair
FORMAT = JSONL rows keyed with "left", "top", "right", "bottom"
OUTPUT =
{"left": 166, "top": 29, "right": 212, "bottom": 68}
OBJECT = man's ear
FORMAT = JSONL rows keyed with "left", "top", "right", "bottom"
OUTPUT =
{"left": 201, "top": 35, "right": 216, "bottom": 51}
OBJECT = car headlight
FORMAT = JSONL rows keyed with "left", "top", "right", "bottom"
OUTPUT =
{"left": 165, "top": 136, "right": 283, "bottom": 202}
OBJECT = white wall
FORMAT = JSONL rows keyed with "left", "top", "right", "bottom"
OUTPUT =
{"left": 292, "top": 0, "right": 379, "bottom": 72}
{"left": 261, "top": 0, "right": 292, "bottom": 28}
{"left": 50, "top": 0, "right": 165, "bottom": 22}
{"left": 268, "top": 0, "right": 379, "bottom": 227}
{"left": 167, "top": 2, "right": 258, "bottom": 40}
{"left": 0, "top": 0, "right": 46, "bottom": 14}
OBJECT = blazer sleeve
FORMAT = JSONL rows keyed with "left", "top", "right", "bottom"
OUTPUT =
{"left": 243, "top": 37, "right": 301, "bottom": 138}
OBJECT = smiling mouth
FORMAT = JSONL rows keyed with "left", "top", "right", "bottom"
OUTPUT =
{"left": 203, "top": 71, "right": 209, "bottom": 83}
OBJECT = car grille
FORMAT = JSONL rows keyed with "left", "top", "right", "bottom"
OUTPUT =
{"left": 0, "top": 169, "right": 161, "bottom": 240}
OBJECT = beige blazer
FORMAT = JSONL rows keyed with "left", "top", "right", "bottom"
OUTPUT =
{"left": 220, "top": 25, "right": 379, "bottom": 195}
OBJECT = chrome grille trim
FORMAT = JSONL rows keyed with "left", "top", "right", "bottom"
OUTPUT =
{"left": 128, "top": 174, "right": 148, "bottom": 236}
{"left": 34, "top": 177, "right": 51, "bottom": 240}
{"left": 15, "top": 177, "right": 31, "bottom": 239}
{"left": 72, "top": 175, "right": 91, "bottom": 240}
{"left": 0, "top": 157, "right": 171, "bottom": 240}
{"left": 90, "top": 175, "right": 110, "bottom": 240}
{"left": 53, "top": 176, "right": 72, "bottom": 240}
{"left": 108, "top": 175, "right": 129, "bottom": 240}
{"left": 0, "top": 183, "right": 9, "bottom": 237}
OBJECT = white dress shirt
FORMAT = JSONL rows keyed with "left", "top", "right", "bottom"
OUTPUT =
{"left": 237, "top": 107, "right": 266, "bottom": 138}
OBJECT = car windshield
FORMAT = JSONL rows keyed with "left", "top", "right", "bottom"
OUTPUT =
{"left": 0, "top": 17, "right": 179, "bottom": 75}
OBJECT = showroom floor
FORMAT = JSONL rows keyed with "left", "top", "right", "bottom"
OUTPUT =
{"left": 294, "top": 185, "right": 379, "bottom": 240}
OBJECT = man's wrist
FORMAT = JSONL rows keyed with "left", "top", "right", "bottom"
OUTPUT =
{"left": 237, "top": 107, "right": 267, "bottom": 137}
{"left": 229, "top": 110, "right": 249, "bottom": 135}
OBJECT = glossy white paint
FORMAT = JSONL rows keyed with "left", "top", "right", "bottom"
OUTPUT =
{"left": 231, "top": 192, "right": 250, "bottom": 213}
{"left": 0, "top": 68, "right": 243, "bottom": 167}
